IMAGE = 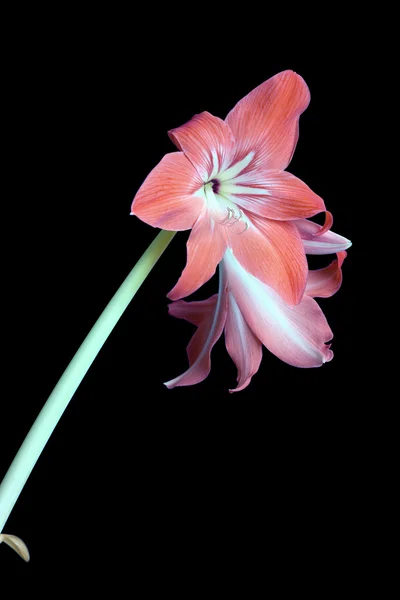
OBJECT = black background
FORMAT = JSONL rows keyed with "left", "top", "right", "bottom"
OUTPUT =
{"left": 1, "top": 11, "right": 376, "bottom": 590}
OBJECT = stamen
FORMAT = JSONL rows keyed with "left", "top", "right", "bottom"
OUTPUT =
{"left": 226, "top": 208, "right": 244, "bottom": 226}
{"left": 215, "top": 207, "right": 233, "bottom": 224}
{"left": 214, "top": 207, "right": 248, "bottom": 234}
{"left": 232, "top": 221, "right": 249, "bottom": 235}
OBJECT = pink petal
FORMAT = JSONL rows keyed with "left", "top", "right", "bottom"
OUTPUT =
{"left": 229, "top": 169, "right": 325, "bottom": 220}
{"left": 168, "top": 112, "right": 236, "bottom": 182}
{"left": 306, "top": 252, "right": 347, "bottom": 298}
{"left": 168, "top": 209, "right": 227, "bottom": 300}
{"left": 164, "top": 294, "right": 227, "bottom": 389}
{"left": 225, "top": 70, "right": 310, "bottom": 171}
{"left": 223, "top": 251, "right": 333, "bottom": 368}
{"left": 315, "top": 210, "right": 333, "bottom": 236}
{"left": 225, "top": 291, "right": 263, "bottom": 393}
{"left": 227, "top": 213, "right": 307, "bottom": 306}
{"left": 131, "top": 152, "right": 204, "bottom": 230}
{"left": 168, "top": 295, "right": 218, "bottom": 326}
{"left": 295, "top": 219, "right": 352, "bottom": 254}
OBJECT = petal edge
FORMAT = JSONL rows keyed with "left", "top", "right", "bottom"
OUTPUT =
{"left": 131, "top": 152, "right": 204, "bottom": 230}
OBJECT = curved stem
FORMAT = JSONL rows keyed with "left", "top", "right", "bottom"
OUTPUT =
{"left": 0, "top": 230, "right": 176, "bottom": 532}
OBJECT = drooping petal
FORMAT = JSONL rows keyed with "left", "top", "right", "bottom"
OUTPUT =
{"left": 223, "top": 250, "right": 333, "bottom": 368}
{"left": 295, "top": 218, "right": 352, "bottom": 254}
{"left": 306, "top": 252, "right": 347, "bottom": 298}
{"left": 225, "top": 169, "right": 325, "bottom": 220}
{"left": 224, "top": 291, "right": 262, "bottom": 393}
{"left": 164, "top": 293, "right": 227, "bottom": 389}
{"left": 168, "top": 295, "right": 219, "bottom": 326}
{"left": 227, "top": 213, "right": 307, "bottom": 305}
{"left": 168, "top": 112, "right": 236, "bottom": 182}
{"left": 168, "top": 209, "right": 227, "bottom": 300}
{"left": 131, "top": 152, "right": 204, "bottom": 230}
{"left": 225, "top": 70, "right": 310, "bottom": 171}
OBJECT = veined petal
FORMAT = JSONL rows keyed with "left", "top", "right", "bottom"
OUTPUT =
{"left": 225, "top": 70, "right": 310, "bottom": 171}
{"left": 168, "top": 209, "right": 227, "bottom": 300}
{"left": 295, "top": 219, "right": 352, "bottom": 254}
{"left": 164, "top": 292, "right": 227, "bottom": 389}
{"left": 131, "top": 152, "right": 204, "bottom": 230}
{"left": 225, "top": 291, "right": 262, "bottom": 393}
{"left": 223, "top": 251, "right": 333, "bottom": 368}
{"left": 227, "top": 213, "right": 307, "bottom": 306}
{"left": 306, "top": 252, "right": 347, "bottom": 298}
{"left": 227, "top": 169, "right": 325, "bottom": 220}
{"left": 168, "top": 295, "right": 219, "bottom": 326}
{"left": 168, "top": 112, "right": 236, "bottom": 181}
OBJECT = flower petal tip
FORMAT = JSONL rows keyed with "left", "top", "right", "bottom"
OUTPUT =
{"left": 166, "top": 288, "right": 181, "bottom": 302}
{"left": 229, "top": 378, "right": 252, "bottom": 393}
{"left": 337, "top": 250, "right": 348, "bottom": 267}
{"left": 323, "top": 346, "right": 334, "bottom": 363}
{"left": 314, "top": 211, "right": 333, "bottom": 236}
{"left": 0, "top": 534, "right": 30, "bottom": 562}
{"left": 344, "top": 239, "right": 352, "bottom": 250}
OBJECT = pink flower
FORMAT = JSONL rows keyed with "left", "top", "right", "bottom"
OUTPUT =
{"left": 131, "top": 70, "right": 331, "bottom": 305}
{"left": 164, "top": 248, "right": 348, "bottom": 393}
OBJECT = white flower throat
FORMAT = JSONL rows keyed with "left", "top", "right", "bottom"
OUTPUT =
{"left": 198, "top": 151, "right": 260, "bottom": 235}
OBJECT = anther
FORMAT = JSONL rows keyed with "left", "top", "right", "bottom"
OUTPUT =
{"left": 232, "top": 221, "right": 249, "bottom": 235}
{"left": 226, "top": 208, "right": 244, "bottom": 226}
{"left": 216, "top": 207, "right": 233, "bottom": 224}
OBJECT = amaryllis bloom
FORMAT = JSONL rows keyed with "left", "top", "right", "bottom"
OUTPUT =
{"left": 131, "top": 70, "right": 332, "bottom": 306}
{"left": 164, "top": 249, "right": 347, "bottom": 393}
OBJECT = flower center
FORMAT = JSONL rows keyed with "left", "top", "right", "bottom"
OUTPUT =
{"left": 198, "top": 151, "right": 256, "bottom": 235}
{"left": 210, "top": 178, "right": 220, "bottom": 195}
{"left": 203, "top": 179, "right": 249, "bottom": 235}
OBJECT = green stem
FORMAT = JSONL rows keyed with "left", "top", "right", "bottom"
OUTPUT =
{"left": 0, "top": 230, "right": 176, "bottom": 532}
